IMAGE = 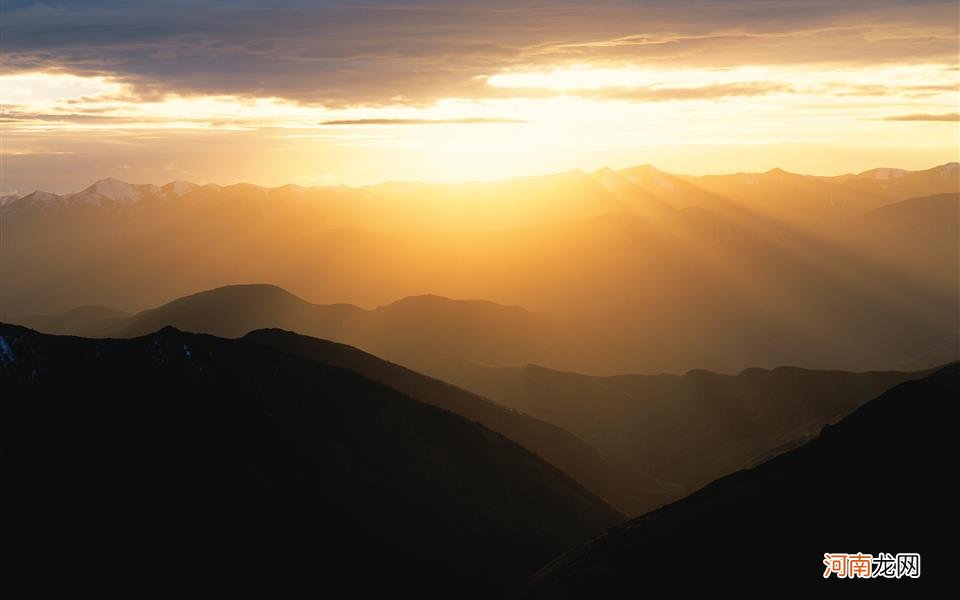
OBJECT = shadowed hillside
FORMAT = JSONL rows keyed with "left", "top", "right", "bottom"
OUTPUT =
{"left": 526, "top": 363, "right": 960, "bottom": 596}
{"left": 15, "top": 285, "right": 944, "bottom": 515}
{"left": 448, "top": 363, "right": 931, "bottom": 502}
{"left": 0, "top": 323, "right": 623, "bottom": 599}
{"left": 242, "top": 328, "right": 671, "bottom": 515}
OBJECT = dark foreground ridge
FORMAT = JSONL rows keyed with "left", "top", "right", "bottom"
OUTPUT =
{"left": 0, "top": 324, "right": 622, "bottom": 599}
{"left": 452, "top": 362, "right": 932, "bottom": 505}
{"left": 242, "top": 328, "right": 668, "bottom": 514}
{"left": 526, "top": 363, "right": 960, "bottom": 595}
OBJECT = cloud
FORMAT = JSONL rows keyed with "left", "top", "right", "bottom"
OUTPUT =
{"left": 882, "top": 112, "right": 960, "bottom": 121}
{"left": 3, "top": 1, "right": 957, "bottom": 106}
{"left": 579, "top": 83, "right": 794, "bottom": 101}
{"left": 321, "top": 117, "right": 524, "bottom": 125}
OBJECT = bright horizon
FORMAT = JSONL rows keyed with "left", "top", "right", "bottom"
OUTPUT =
{"left": 3, "top": 5, "right": 959, "bottom": 593}
{"left": 2, "top": 1, "right": 958, "bottom": 194}
{"left": 4, "top": 158, "right": 959, "bottom": 198}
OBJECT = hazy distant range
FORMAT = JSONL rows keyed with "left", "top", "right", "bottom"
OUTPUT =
{"left": 4, "top": 162, "right": 958, "bottom": 374}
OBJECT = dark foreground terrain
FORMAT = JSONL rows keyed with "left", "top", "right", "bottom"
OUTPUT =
{"left": 0, "top": 324, "right": 622, "bottom": 599}
{"left": 2, "top": 323, "right": 952, "bottom": 597}
{"left": 526, "top": 363, "right": 959, "bottom": 595}
{"left": 450, "top": 362, "right": 930, "bottom": 501}
{"left": 20, "top": 283, "right": 938, "bottom": 515}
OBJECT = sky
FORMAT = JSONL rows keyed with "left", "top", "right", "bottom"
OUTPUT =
{"left": 2, "top": 0, "right": 958, "bottom": 194}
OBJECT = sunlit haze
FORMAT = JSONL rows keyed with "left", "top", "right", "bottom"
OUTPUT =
{"left": 2, "top": 3, "right": 959, "bottom": 595}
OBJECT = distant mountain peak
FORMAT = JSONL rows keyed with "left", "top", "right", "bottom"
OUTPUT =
{"left": 174, "top": 283, "right": 305, "bottom": 304}
{"left": 591, "top": 167, "right": 636, "bottom": 194}
{"left": 762, "top": 167, "right": 791, "bottom": 176}
{"left": 379, "top": 294, "right": 527, "bottom": 313}
{"left": 857, "top": 167, "right": 907, "bottom": 180}
{"left": 161, "top": 180, "right": 200, "bottom": 196}
{"left": 15, "top": 190, "right": 62, "bottom": 207}
{"left": 378, "top": 294, "right": 459, "bottom": 309}
{"left": 70, "top": 178, "right": 159, "bottom": 205}
{"left": 622, "top": 164, "right": 663, "bottom": 174}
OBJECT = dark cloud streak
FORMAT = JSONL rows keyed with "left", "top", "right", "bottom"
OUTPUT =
{"left": 3, "top": 1, "right": 958, "bottom": 106}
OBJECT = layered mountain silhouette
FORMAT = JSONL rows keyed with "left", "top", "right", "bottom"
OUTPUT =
{"left": 18, "top": 284, "right": 568, "bottom": 375}
{"left": 526, "top": 363, "right": 959, "bottom": 595}
{"left": 16, "top": 304, "right": 131, "bottom": 336}
{"left": 3, "top": 161, "right": 956, "bottom": 594}
{"left": 447, "top": 363, "right": 932, "bottom": 503}
{"left": 16, "top": 291, "right": 673, "bottom": 514}
{"left": 18, "top": 284, "right": 941, "bottom": 515}
{"left": 0, "top": 323, "right": 623, "bottom": 599}
{"left": 241, "top": 328, "right": 671, "bottom": 515}
{"left": 5, "top": 164, "right": 956, "bottom": 374}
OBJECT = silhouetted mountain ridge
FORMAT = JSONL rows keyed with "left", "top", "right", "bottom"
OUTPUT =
{"left": 17, "top": 284, "right": 560, "bottom": 374}
{"left": 242, "top": 327, "right": 669, "bottom": 514}
{"left": 526, "top": 362, "right": 960, "bottom": 595}
{"left": 0, "top": 323, "right": 623, "bottom": 599}
{"left": 447, "top": 361, "right": 934, "bottom": 504}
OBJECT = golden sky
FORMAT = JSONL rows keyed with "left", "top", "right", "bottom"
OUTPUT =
{"left": 2, "top": 1, "right": 958, "bottom": 193}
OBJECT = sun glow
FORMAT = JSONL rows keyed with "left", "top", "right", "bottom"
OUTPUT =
{"left": 485, "top": 63, "right": 959, "bottom": 94}
{"left": 3, "top": 62, "right": 958, "bottom": 188}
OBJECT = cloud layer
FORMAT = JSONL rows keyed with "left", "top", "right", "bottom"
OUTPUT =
{"left": 5, "top": 1, "right": 958, "bottom": 106}
{"left": 883, "top": 112, "right": 960, "bottom": 122}
{"left": 2, "top": 1, "right": 957, "bottom": 193}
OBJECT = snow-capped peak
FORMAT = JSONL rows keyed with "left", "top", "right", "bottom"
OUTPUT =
{"left": 69, "top": 178, "right": 160, "bottom": 205}
{"left": 0, "top": 190, "right": 64, "bottom": 211}
{"left": 22, "top": 190, "right": 62, "bottom": 205}
{"left": 865, "top": 168, "right": 907, "bottom": 181}
{"left": 162, "top": 180, "right": 200, "bottom": 197}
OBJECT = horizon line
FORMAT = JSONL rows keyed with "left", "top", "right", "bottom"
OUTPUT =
{"left": 5, "top": 160, "right": 958, "bottom": 199}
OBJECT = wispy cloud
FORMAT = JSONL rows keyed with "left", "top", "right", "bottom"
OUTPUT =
{"left": 883, "top": 112, "right": 959, "bottom": 122}
{"left": 321, "top": 117, "right": 525, "bottom": 125}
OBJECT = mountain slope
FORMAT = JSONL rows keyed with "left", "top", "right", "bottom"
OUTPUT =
{"left": 243, "top": 328, "right": 671, "bottom": 515}
{"left": 22, "top": 284, "right": 563, "bottom": 375}
{"left": 0, "top": 323, "right": 623, "bottom": 599}
{"left": 448, "top": 363, "right": 931, "bottom": 502}
{"left": 109, "top": 283, "right": 367, "bottom": 339}
{"left": 17, "top": 305, "right": 131, "bottom": 337}
{"left": 526, "top": 363, "right": 959, "bottom": 595}
{"left": 831, "top": 162, "right": 959, "bottom": 204}
{"left": 67, "top": 178, "right": 160, "bottom": 205}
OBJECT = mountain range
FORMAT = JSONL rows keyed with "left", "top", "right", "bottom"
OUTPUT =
{"left": 241, "top": 328, "right": 671, "bottom": 515}
{"left": 16, "top": 284, "right": 567, "bottom": 376}
{"left": 14, "top": 282, "right": 944, "bottom": 516}
{"left": 446, "top": 362, "right": 931, "bottom": 502}
{"left": 526, "top": 362, "right": 959, "bottom": 594}
{"left": 6, "top": 162, "right": 956, "bottom": 220}
{"left": 0, "top": 323, "right": 623, "bottom": 598}
{"left": 4, "top": 164, "right": 956, "bottom": 374}
{"left": 3, "top": 320, "right": 955, "bottom": 595}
